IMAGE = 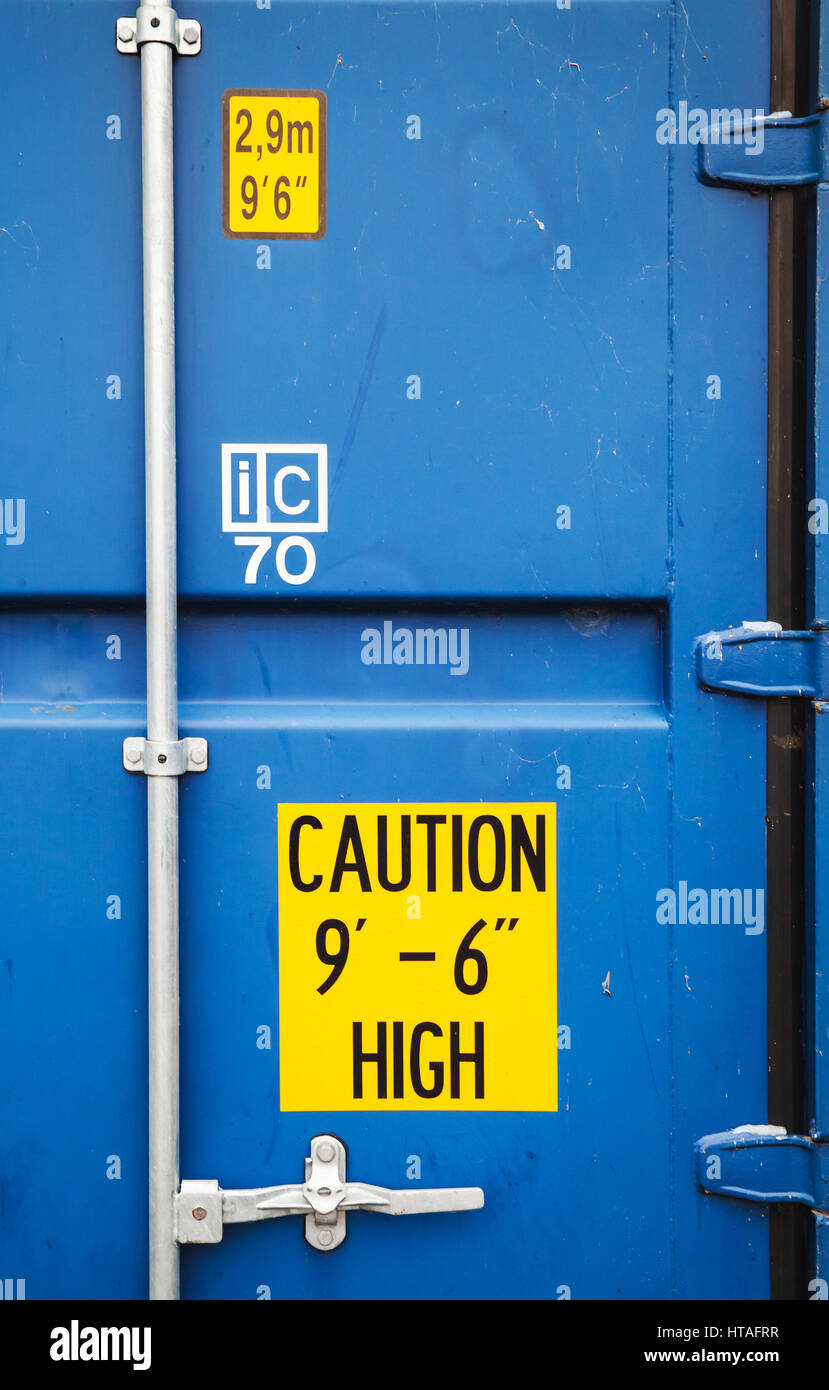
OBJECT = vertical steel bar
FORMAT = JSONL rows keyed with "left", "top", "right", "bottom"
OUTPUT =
{"left": 811, "top": 0, "right": 829, "bottom": 1302}
{"left": 140, "top": 15, "right": 180, "bottom": 1302}
{"left": 767, "top": 0, "right": 810, "bottom": 1299}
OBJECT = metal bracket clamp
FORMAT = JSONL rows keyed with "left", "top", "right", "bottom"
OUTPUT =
{"left": 695, "top": 1127, "right": 829, "bottom": 1212}
{"left": 116, "top": 7, "right": 201, "bottom": 55}
{"left": 176, "top": 1134, "right": 485, "bottom": 1252}
{"left": 695, "top": 620, "right": 829, "bottom": 699}
{"left": 697, "top": 111, "right": 827, "bottom": 189}
{"left": 123, "top": 736, "right": 208, "bottom": 776}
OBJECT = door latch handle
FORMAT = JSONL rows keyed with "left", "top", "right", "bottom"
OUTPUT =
{"left": 176, "top": 1134, "right": 485, "bottom": 1251}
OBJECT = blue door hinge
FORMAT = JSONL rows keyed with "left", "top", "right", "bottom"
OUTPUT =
{"left": 698, "top": 111, "right": 827, "bottom": 189}
{"left": 696, "top": 1127, "right": 829, "bottom": 1212}
{"left": 695, "top": 621, "right": 829, "bottom": 699}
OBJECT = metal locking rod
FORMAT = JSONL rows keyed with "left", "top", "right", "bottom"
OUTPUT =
{"left": 177, "top": 1135, "right": 485, "bottom": 1252}
{"left": 118, "top": 0, "right": 200, "bottom": 1302}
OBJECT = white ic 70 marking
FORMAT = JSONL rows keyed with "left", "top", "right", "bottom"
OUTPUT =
{"left": 221, "top": 443, "right": 328, "bottom": 586}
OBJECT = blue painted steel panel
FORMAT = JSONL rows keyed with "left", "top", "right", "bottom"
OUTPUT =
{"left": 1, "top": 0, "right": 777, "bottom": 1300}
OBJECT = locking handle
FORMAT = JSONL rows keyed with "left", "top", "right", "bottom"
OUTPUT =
{"left": 177, "top": 1134, "right": 485, "bottom": 1251}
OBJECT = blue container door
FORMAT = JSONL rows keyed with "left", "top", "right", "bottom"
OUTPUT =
{"left": 0, "top": 0, "right": 776, "bottom": 1299}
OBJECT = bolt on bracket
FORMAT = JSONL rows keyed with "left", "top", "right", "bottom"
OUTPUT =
{"left": 116, "top": 7, "right": 201, "bottom": 55}
{"left": 698, "top": 111, "right": 827, "bottom": 189}
{"left": 695, "top": 620, "right": 829, "bottom": 698}
{"left": 695, "top": 1126, "right": 829, "bottom": 1211}
{"left": 123, "top": 736, "right": 208, "bottom": 776}
{"left": 176, "top": 1134, "right": 484, "bottom": 1252}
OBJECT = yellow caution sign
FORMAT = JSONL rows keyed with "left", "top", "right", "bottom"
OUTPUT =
{"left": 277, "top": 803, "right": 557, "bottom": 1111}
{"left": 223, "top": 89, "right": 326, "bottom": 239}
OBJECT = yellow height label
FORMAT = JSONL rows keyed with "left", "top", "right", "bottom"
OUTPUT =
{"left": 277, "top": 804, "right": 557, "bottom": 1112}
{"left": 223, "top": 89, "right": 326, "bottom": 239}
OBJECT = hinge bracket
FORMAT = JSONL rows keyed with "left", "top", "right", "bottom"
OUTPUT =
{"left": 116, "top": 6, "right": 201, "bottom": 56}
{"left": 698, "top": 111, "right": 826, "bottom": 189}
{"left": 695, "top": 620, "right": 829, "bottom": 699}
{"left": 123, "top": 736, "right": 208, "bottom": 776}
{"left": 695, "top": 1127, "right": 829, "bottom": 1212}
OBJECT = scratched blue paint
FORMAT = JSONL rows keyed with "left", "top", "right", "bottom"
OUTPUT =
{"left": 0, "top": 0, "right": 772, "bottom": 1299}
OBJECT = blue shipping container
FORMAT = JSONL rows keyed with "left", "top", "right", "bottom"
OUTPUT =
{"left": 1, "top": 0, "right": 827, "bottom": 1305}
